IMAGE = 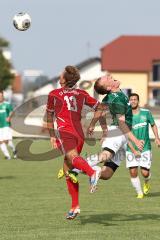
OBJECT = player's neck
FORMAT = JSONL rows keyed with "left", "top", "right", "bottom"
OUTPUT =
{"left": 132, "top": 108, "right": 140, "bottom": 115}
{"left": 111, "top": 87, "right": 121, "bottom": 93}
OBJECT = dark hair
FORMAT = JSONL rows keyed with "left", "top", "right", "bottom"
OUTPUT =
{"left": 94, "top": 78, "right": 110, "bottom": 95}
{"left": 0, "top": 90, "right": 4, "bottom": 95}
{"left": 63, "top": 66, "right": 80, "bottom": 88}
{"left": 129, "top": 93, "right": 139, "bottom": 101}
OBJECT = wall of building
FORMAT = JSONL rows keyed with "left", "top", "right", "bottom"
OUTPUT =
{"left": 77, "top": 62, "right": 106, "bottom": 97}
{"left": 111, "top": 72, "right": 148, "bottom": 106}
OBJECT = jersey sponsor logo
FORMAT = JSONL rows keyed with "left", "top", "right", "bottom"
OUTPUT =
{"left": 132, "top": 122, "right": 147, "bottom": 129}
{"left": 0, "top": 109, "right": 6, "bottom": 113}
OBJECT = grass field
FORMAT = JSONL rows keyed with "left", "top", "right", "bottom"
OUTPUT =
{"left": 0, "top": 139, "right": 160, "bottom": 240}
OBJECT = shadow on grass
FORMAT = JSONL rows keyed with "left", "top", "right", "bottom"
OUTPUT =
{"left": 147, "top": 192, "right": 160, "bottom": 197}
{"left": 80, "top": 213, "right": 160, "bottom": 226}
{"left": 0, "top": 176, "right": 16, "bottom": 180}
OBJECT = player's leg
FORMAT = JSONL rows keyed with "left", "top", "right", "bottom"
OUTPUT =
{"left": 0, "top": 141, "right": 11, "bottom": 160}
{"left": 141, "top": 167, "right": 151, "bottom": 195}
{"left": 140, "top": 151, "right": 152, "bottom": 195}
{"left": 100, "top": 162, "right": 119, "bottom": 180}
{"left": 98, "top": 131, "right": 126, "bottom": 180}
{"left": 129, "top": 167, "right": 143, "bottom": 198}
{"left": 65, "top": 148, "right": 101, "bottom": 193}
{"left": 64, "top": 160, "right": 80, "bottom": 220}
{"left": 126, "top": 151, "right": 143, "bottom": 198}
{"left": 0, "top": 128, "right": 11, "bottom": 160}
{"left": 6, "top": 128, "right": 17, "bottom": 159}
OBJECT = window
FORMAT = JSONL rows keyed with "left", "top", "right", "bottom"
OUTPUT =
{"left": 121, "top": 88, "right": 132, "bottom": 97}
{"left": 153, "top": 64, "right": 160, "bottom": 81}
{"left": 152, "top": 89, "right": 160, "bottom": 106}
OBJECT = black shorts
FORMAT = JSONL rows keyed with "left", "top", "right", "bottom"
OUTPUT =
{"left": 104, "top": 160, "right": 119, "bottom": 172}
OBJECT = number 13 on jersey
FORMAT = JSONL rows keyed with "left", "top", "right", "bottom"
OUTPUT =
{"left": 64, "top": 96, "right": 78, "bottom": 112}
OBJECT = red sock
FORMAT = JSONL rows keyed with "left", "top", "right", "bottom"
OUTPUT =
{"left": 66, "top": 177, "right": 79, "bottom": 209}
{"left": 72, "top": 156, "right": 94, "bottom": 177}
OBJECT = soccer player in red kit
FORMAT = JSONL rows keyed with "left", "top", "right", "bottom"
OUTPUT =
{"left": 46, "top": 66, "right": 102, "bottom": 219}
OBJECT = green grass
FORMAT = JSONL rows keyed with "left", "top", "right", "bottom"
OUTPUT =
{"left": 0, "top": 139, "right": 160, "bottom": 240}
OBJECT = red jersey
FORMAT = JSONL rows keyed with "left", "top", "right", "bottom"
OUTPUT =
{"left": 46, "top": 87, "right": 99, "bottom": 136}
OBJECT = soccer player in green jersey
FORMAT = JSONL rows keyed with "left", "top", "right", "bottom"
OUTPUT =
{"left": 87, "top": 75, "right": 144, "bottom": 182}
{"left": 0, "top": 91, "right": 17, "bottom": 160}
{"left": 126, "top": 93, "right": 160, "bottom": 198}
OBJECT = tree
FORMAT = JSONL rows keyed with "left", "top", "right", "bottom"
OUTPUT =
{"left": 0, "top": 37, "right": 14, "bottom": 90}
{"left": 0, "top": 37, "right": 9, "bottom": 48}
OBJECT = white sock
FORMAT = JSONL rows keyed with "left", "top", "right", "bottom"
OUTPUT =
{"left": 72, "top": 168, "right": 81, "bottom": 174}
{"left": 8, "top": 140, "right": 16, "bottom": 152}
{"left": 0, "top": 143, "right": 11, "bottom": 159}
{"left": 131, "top": 177, "right": 143, "bottom": 195}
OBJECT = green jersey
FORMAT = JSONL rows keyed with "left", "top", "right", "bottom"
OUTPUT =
{"left": 102, "top": 91, "right": 132, "bottom": 128}
{"left": 0, "top": 101, "right": 13, "bottom": 128}
{"left": 127, "top": 108, "right": 155, "bottom": 152}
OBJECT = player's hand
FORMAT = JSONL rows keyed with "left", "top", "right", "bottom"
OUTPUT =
{"left": 155, "top": 138, "right": 160, "bottom": 147}
{"left": 50, "top": 137, "right": 58, "bottom": 149}
{"left": 134, "top": 139, "right": 144, "bottom": 152}
{"left": 133, "top": 150, "right": 141, "bottom": 158}
{"left": 6, "top": 117, "right": 11, "bottom": 122}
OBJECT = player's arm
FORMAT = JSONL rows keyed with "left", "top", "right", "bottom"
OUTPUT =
{"left": 87, "top": 103, "right": 107, "bottom": 135}
{"left": 46, "top": 93, "right": 57, "bottom": 148}
{"left": 99, "top": 111, "right": 108, "bottom": 138}
{"left": 117, "top": 114, "right": 144, "bottom": 151}
{"left": 151, "top": 124, "right": 160, "bottom": 147}
{"left": 148, "top": 111, "right": 160, "bottom": 147}
{"left": 128, "top": 141, "right": 141, "bottom": 158}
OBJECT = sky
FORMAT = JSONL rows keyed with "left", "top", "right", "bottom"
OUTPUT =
{"left": 1, "top": 0, "right": 160, "bottom": 78}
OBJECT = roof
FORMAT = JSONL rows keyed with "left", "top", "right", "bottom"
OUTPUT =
{"left": 101, "top": 35, "right": 160, "bottom": 72}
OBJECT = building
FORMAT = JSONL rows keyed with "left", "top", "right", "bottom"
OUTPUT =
{"left": 33, "top": 57, "right": 106, "bottom": 98}
{"left": 101, "top": 35, "right": 160, "bottom": 106}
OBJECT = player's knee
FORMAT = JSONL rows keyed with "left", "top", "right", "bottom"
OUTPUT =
{"left": 129, "top": 167, "right": 138, "bottom": 178}
{"left": 100, "top": 166, "right": 113, "bottom": 180}
{"left": 142, "top": 171, "right": 150, "bottom": 178}
{"left": 99, "top": 151, "right": 112, "bottom": 162}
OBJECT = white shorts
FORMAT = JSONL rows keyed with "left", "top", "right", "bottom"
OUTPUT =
{"left": 126, "top": 150, "right": 152, "bottom": 169}
{"left": 0, "top": 127, "right": 12, "bottom": 141}
{"left": 101, "top": 126, "right": 127, "bottom": 166}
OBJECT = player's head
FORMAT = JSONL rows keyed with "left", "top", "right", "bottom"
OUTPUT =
{"left": 94, "top": 74, "right": 120, "bottom": 95}
{"left": 0, "top": 90, "right": 4, "bottom": 102}
{"left": 60, "top": 66, "right": 80, "bottom": 88}
{"left": 129, "top": 93, "right": 139, "bottom": 109}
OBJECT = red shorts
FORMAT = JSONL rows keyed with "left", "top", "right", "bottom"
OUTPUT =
{"left": 56, "top": 130, "right": 84, "bottom": 154}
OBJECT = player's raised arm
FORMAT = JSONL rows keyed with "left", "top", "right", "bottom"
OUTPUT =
{"left": 87, "top": 103, "right": 107, "bottom": 136}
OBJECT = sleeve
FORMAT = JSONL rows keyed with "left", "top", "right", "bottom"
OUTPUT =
{"left": 147, "top": 111, "right": 155, "bottom": 126}
{"left": 84, "top": 91, "right": 99, "bottom": 109}
{"left": 46, "top": 92, "right": 55, "bottom": 113}
{"left": 112, "top": 98, "right": 126, "bottom": 114}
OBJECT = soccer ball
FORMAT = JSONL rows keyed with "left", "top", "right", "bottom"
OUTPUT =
{"left": 13, "top": 12, "right": 31, "bottom": 31}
